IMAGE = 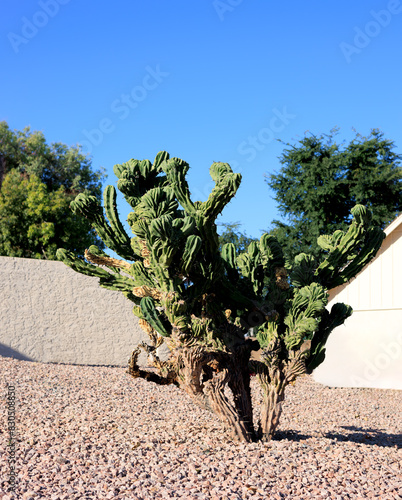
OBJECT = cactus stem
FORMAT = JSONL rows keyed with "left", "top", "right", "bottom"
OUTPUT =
{"left": 84, "top": 249, "right": 131, "bottom": 270}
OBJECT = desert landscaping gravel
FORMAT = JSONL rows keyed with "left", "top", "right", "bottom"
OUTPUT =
{"left": 0, "top": 355, "right": 401, "bottom": 499}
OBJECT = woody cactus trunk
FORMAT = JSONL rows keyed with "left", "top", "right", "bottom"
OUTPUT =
{"left": 57, "top": 152, "right": 385, "bottom": 442}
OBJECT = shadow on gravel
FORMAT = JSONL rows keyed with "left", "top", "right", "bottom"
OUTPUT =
{"left": 274, "top": 428, "right": 401, "bottom": 449}
{"left": 328, "top": 426, "right": 402, "bottom": 449}
{"left": 273, "top": 430, "right": 311, "bottom": 442}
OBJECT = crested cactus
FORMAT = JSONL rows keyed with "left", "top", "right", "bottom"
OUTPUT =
{"left": 57, "top": 151, "right": 385, "bottom": 442}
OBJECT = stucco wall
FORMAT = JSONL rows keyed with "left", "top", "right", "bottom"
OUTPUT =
{"left": 0, "top": 256, "right": 151, "bottom": 366}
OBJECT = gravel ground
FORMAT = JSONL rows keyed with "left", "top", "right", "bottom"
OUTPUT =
{"left": 1, "top": 355, "right": 401, "bottom": 500}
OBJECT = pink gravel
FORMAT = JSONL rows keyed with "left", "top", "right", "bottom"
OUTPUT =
{"left": 1, "top": 355, "right": 401, "bottom": 499}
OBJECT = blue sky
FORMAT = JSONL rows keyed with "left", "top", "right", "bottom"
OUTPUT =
{"left": 1, "top": 0, "right": 402, "bottom": 242}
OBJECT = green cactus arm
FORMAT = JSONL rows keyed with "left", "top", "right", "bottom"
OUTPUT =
{"left": 57, "top": 248, "right": 113, "bottom": 279}
{"left": 316, "top": 206, "right": 385, "bottom": 289}
{"left": 103, "top": 185, "right": 137, "bottom": 261}
{"left": 180, "top": 215, "right": 197, "bottom": 238}
{"left": 331, "top": 226, "right": 385, "bottom": 287}
{"left": 209, "top": 161, "right": 232, "bottom": 182}
{"left": 166, "top": 162, "right": 241, "bottom": 259}
{"left": 70, "top": 193, "right": 107, "bottom": 236}
{"left": 97, "top": 274, "right": 138, "bottom": 295}
{"left": 113, "top": 153, "right": 170, "bottom": 210}
{"left": 142, "top": 248, "right": 175, "bottom": 293}
{"left": 247, "top": 241, "right": 266, "bottom": 296}
{"left": 237, "top": 252, "right": 252, "bottom": 278}
{"left": 180, "top": 235, "right": 203, "bottom": 275}
{"left": 85, "top": 245, "right": 124, "bottom": 274}
{"left": 256, "top": 321, "right": 280, "bottom": 349}
{"left": 56, "top": 248, "right": 140, "bottom": 300}
{"left": 236, "top": 248, "right": 264, "bottom": 297}
{"left": 315, "top": 210, "right": 367, "bottom": 287}
{"left": 221, "top": 243, "right": 239, "bottom": 283}
{"left": 317, "top": 230, "right": 345, "bottom": 252}
{"left": 351, "top": 204, "right": 372, "bottom": 225}
{"left": 247, "top": 241, "right": 259, "bottom": 260}
{"left": 305, "top": 302, "right": 353, "bottom": 373}
{"left": 134, "top": 188, "right": 179, "bottom": 222}
{"left": 161, "top": 293, "right": 191, "bottom": 334}
{"left": 127, "top": 213, "right": 151, "bottom": 240}
{"left": 164, "top": 161, "right": 241, "bottom": 258}
{"left": 149, "top": 214, "right": 175, "bottom": 242}
{"left": 196, "top": 218, "right": 221, "bottom": 256}
{"left": 290, "top": 253, "right": 318, "bottom": 288}
{"left": 152, "top": 151, "right": 170, "bottom": 172}
{"left": 162, "top": 157, "right": 196, "bottom": 216}
{"left": 150, "top": 240, "right": 180, "bottom": 270}
{"left": 137, "top": 159, "right": 152, "bottom": 179}
{"left": 112, "top": 162, "right": 126, "bottom": 179}
{"left": 132, "top": 304, "right": 146, "bottom": 320}
{"left": 114, "top": 159, "right": 143, "bottom": 209}
{"left": 145, "top": 214, "right": 186, "bottom": 271}
{"left": 70, "top": 192, "right": 135, "bottom": 261}
{"left": 129, "top": 261, "right": 156, "bottom": 288}
{"left": 129, "top": 236, "right": 146, "bottom": 259}
{"left": 140, "top": 296, "right": 171, "bottom": 337}
{"left": 199, "top": 163, "right": 242, "bottom": 221}
{"left": 259, "top": 234, "right": 285, "bottom": 273}
{"left": 317, "top": 234, "right": 335, "bottom": 252}
{"left": 283, "top": 283, "right": 328, "bottom": 350}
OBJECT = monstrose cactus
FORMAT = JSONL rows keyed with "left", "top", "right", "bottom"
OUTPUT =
{"left": 57, "top": 152, "right": 385, "bottom": 442}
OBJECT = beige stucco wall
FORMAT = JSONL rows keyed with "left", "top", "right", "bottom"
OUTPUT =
{"left": 313, "top": 218, "right": 402, "bottom": 390}
{"left": 0, "top": 256, "right": 151, "bottom": 366}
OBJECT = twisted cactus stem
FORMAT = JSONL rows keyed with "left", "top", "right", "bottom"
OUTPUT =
{"left": 204, "top": 368, "right": 253, "bottom": 442}
{"left": 127, "top": 348, "right": 178, "bottom": 386}
{"left": 227, "top": 346, "right": 256, "bottom": 441}
{"left": 167, "top": 340, "right": 256, "bottom": 441}
{"left": 257, "top": 369, "right": 287, "bottom": 442}
{"left": 175, "top": 346, "right": 215, "bottom": 413}
{"left": 256, "top": 341, "right": 310, "bottom": 441}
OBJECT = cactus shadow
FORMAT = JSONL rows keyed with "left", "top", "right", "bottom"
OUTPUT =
{"left": 275, "top": 427, "right": 401, "bottom": 448}
{"left": 0, "top": 343, "right": 35, "bottom": 361}
{"left": 325, "top": 426, "right": 402, "bottom": 449}
{"left": 273, "top": 430, "right": 311, "bottom": 442}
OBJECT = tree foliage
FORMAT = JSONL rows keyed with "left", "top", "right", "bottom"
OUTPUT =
{"left": 0, "top": 121, "right": 106, "bottom": 258}
{"left": 0, "top": 170, "right": 102, "bottom": 259}
{"left": 267, "top": 129, "right": 402, "bottom": 260}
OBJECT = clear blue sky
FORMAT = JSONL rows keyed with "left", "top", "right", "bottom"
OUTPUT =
{"left": 1, "top": 0, "right": 402, "bottom": 241}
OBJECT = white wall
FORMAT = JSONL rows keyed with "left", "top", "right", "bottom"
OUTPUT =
{"left": 313, "top": 219, "right": 402, "bottom": 390}
{"left": 313, "top": 309, "right": 402, "bottom": 390}
{"left": 0, "top": 256, "right": 150, "bottom": 366}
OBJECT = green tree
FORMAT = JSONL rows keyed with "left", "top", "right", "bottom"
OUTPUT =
{"left": 267, "top": 128, "right": 402, "bottom": 260}
{"left": 0, "top": 122, "right": 106, "bottom": 258}
{"left": 0, "top": 170, "right": 100, "bottom": 259}
{"left": 218, "top": 222, "right": 258, "bottom": 254}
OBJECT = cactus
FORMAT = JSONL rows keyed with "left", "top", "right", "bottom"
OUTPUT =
{"left": 57, "top": 151, "right": 385, "bottom": 443}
